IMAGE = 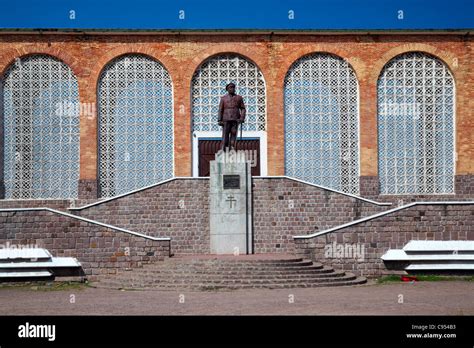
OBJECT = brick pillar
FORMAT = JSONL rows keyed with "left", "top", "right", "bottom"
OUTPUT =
{"left": 0, "top": 81, "right": 4, "bottom": 199}
{"left": 78, "top": 179, "right": 98, "bottom": 199}
{"left": 359, "top": 175, "right": 379, "bottom": 199}
{"left": 78, "top": 74, "right": 98, "bottom": 199}
{"left": 455, "top": 174, "right": 474, "bottom": 197}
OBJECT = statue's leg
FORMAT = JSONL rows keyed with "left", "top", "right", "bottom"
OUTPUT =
{"left": 223, "top": 122, "right": 231, "bottom": 151}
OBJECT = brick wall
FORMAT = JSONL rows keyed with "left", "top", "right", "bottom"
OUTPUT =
{"left": 0, "top": 176, "right": 472, "bottom": 275}
{"left": 252, "top": 178, "right": 389, "bottom": 253}
{"left": 0, "top": 200, "right": 71, "bottom": 210}
{"left": 294, "top": 203, "right": 474, "bottom": 277}
{"left": 0, "top": 210, "right": 170, "bottom": 281}
{"left": 69, "top": 177, "right": 391, "bottom": 255}
{"left": 360, "top": 174, "right": 474, "bottom": 201}
{"left": 73, "top": 179, "right": 211, "bottom": 255}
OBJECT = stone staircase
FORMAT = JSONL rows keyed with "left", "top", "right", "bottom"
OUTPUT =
{"left": 92, "top": 254, "right": 367, "bottom": 290}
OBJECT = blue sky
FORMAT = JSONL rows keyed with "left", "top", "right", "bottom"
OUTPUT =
{"left": 0, "top": 0, "right": 472, "bottom": 30}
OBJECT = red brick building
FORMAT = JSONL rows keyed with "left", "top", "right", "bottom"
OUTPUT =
{"left": 0, "top": 30, "right": 472, "bottom": 200}
{"left": 0, "top": 30, "right": 473, "bottom": 278}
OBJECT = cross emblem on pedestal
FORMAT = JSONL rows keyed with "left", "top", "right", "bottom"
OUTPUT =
{"left": 226, "top": 195, "right": 237, "bottom": 208}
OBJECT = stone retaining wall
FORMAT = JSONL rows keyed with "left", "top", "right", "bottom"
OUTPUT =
{"left": 0, "top": 209, "right": 170, "bottom": 281}
{"left": 294, "top": 203, "right": 474, "bottom": 277}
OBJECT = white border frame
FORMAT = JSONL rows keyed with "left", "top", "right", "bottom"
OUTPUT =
{"left": 192, "top": 130, "right": 267, "bottom": 177}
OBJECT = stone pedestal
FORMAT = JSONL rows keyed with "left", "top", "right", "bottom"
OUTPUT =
{"left": 210, "top": 151, "right": 253, "bottom": 254}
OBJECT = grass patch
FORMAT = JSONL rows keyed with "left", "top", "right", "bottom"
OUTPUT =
{"left": 0, "top": 281, "right": 90, "bottom": 291}
{"left": 377, "top": 275, "right": 474, "bottom": 284}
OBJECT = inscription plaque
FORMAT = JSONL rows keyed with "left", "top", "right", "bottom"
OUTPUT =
{"left": 223, "top": 175, "right": 240, "bottom": 189}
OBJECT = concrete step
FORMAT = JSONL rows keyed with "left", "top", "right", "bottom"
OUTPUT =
{"left": 406, "top": 263, "right": 474, "bottom": 271}
{"left": 0, "top": 270, "right": 53, "bottom": 279}
{"left": 403, "top": 240, "right": 474, "bottom": 253}
{"left": 0, "top": 248, "right": 84, "bottom": 281}
{"left": 382, "top": 250, "right": 474, "bottom": 261}
{"left": 0, "top": 248, "right": 52, "bottom": 263}
{"left": 382, "top": 241, "right": 474, "bottom": 273}
{"left": 0, "top": 257, "right": 82, "bottom": 269}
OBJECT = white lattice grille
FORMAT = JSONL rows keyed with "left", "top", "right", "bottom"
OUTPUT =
{"left": 377, "top": 52, "right": 455, "bottom": 194}
{"left": 284, "top": 53, "right": 359, "bottom": 194}
{"left": 98, "top": 54, "right": 174, "bottom": 198}
{"left": 191, "top": 54, "right": 266, "bottom": 132}
{"left": 3, "top": 55, "right": 80, "bottom": 199}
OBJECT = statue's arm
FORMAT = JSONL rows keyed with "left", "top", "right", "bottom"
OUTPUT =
{"left": 239, "top": 97, "right": 246, "bottom": 122}
{"left": 218, "top": 97, "right": 224, "bottom": 123}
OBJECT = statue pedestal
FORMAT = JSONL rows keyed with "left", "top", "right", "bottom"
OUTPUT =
{"left": 209, "top": 150, "right": 253, "bottom": 254}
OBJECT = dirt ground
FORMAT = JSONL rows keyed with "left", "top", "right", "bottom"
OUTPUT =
{"left": 0, "top": 281, "right": 473, "bottom": 315}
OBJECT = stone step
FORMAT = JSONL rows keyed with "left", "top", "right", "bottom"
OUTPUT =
{"left": 167, "top": 256, "right": 304, "bottom": 263}
{"left": 100, "top": 270, "right": 346, "bottom": 283}
{"left": 135, "top": 267, "right": 333, "bottom": 276}
{"left": 102, "top": 274, "right": 338, "bottom": 281}
{"left": 143, "top": 266, "right": 323, "bottom": 273}
{"left": 148, "top": 260, "right": 315, "bottom": 269}
{"left": 94, "top": 275, "right": 367, "bottom": 290}
{"left": 103, "top": 271, "right": 346, "bottom": 283}
{"left": 93, "top": 254, "right": 366, "bottom": 290}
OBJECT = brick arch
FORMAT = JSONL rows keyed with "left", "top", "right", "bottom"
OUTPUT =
{"left": 375, "top": 47, "right": 457, "bottom": 195}
{"left": 93, "top": 50, "right": 175, "bottom": 197}
{"left": 0, "top": 50, "right": 82, "bottom": 199}
{"left": 371, "top": 44, "right": 459, "bottom": 83}
{"left": 91, "top": 47, "right": 175, "bottom": 92}
{"left": 183, "top": 48, "right": 269, "bottom": 91}
{"left": 281, "top": 50, "right": 361, "bottom": 194}
{"left": 276, "top": 48, "right": 366, "bottom": 92}
{"left": 0, "top": 47, "right": 82, "bottom": 79}
{"left": 189, "top": 51, "right": 268, "bottom": 130}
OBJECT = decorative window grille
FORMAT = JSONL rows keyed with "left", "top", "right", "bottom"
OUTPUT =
{"left": 377, "top": 52, "right": 455, "bottom": 194}
{"left": 284, "top": 53, "right": 359, "bottom": 194}
{"left": 191, "top": 54, "right": 266, "bottom": 132}
{"left": 98, "top": 54, "right": 174, "bottom": 198}
{"left": 2, "top": 55, "right": 80, "bottom": 199}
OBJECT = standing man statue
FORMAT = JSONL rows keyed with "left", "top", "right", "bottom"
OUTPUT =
{"left": 218, "top": 82, "right": 246, "bottom": 151}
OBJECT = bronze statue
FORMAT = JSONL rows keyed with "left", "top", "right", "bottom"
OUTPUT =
{"left": 218, "top": 82, "right": 246, "bottom": 150}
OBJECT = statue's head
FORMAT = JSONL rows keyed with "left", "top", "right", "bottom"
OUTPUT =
{"left": 225, "top": 82, "right": 236, "bottom": 94}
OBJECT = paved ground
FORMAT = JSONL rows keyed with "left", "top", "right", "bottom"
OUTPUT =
{"left": 0, "top": 281, "right": 473, "bottom": 315}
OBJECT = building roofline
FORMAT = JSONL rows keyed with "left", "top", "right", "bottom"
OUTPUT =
{"left": 0, "top": 28, "right": 472, "bottom": 36}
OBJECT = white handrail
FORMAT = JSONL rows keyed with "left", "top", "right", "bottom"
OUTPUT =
{"left": 0, "top": 207, "right": 171, "bottom": 241}
{"left": 293, "top": 201, "right": 474, "bottom": 240}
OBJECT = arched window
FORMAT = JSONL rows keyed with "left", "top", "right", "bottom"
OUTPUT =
{"left": 2, "top": 54, "right": 80, "bottom": 199}
{"left": 377, "top": 52, "right": 455, "bottom": 194}
{"left": 284, "top": 53, "right": 359, "bottom": 194}
{"left": 98, "top": 54, "right": 173, "bottom": 198}
{"left": 191, "top": 54, "right": 266, "bottom": 132}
